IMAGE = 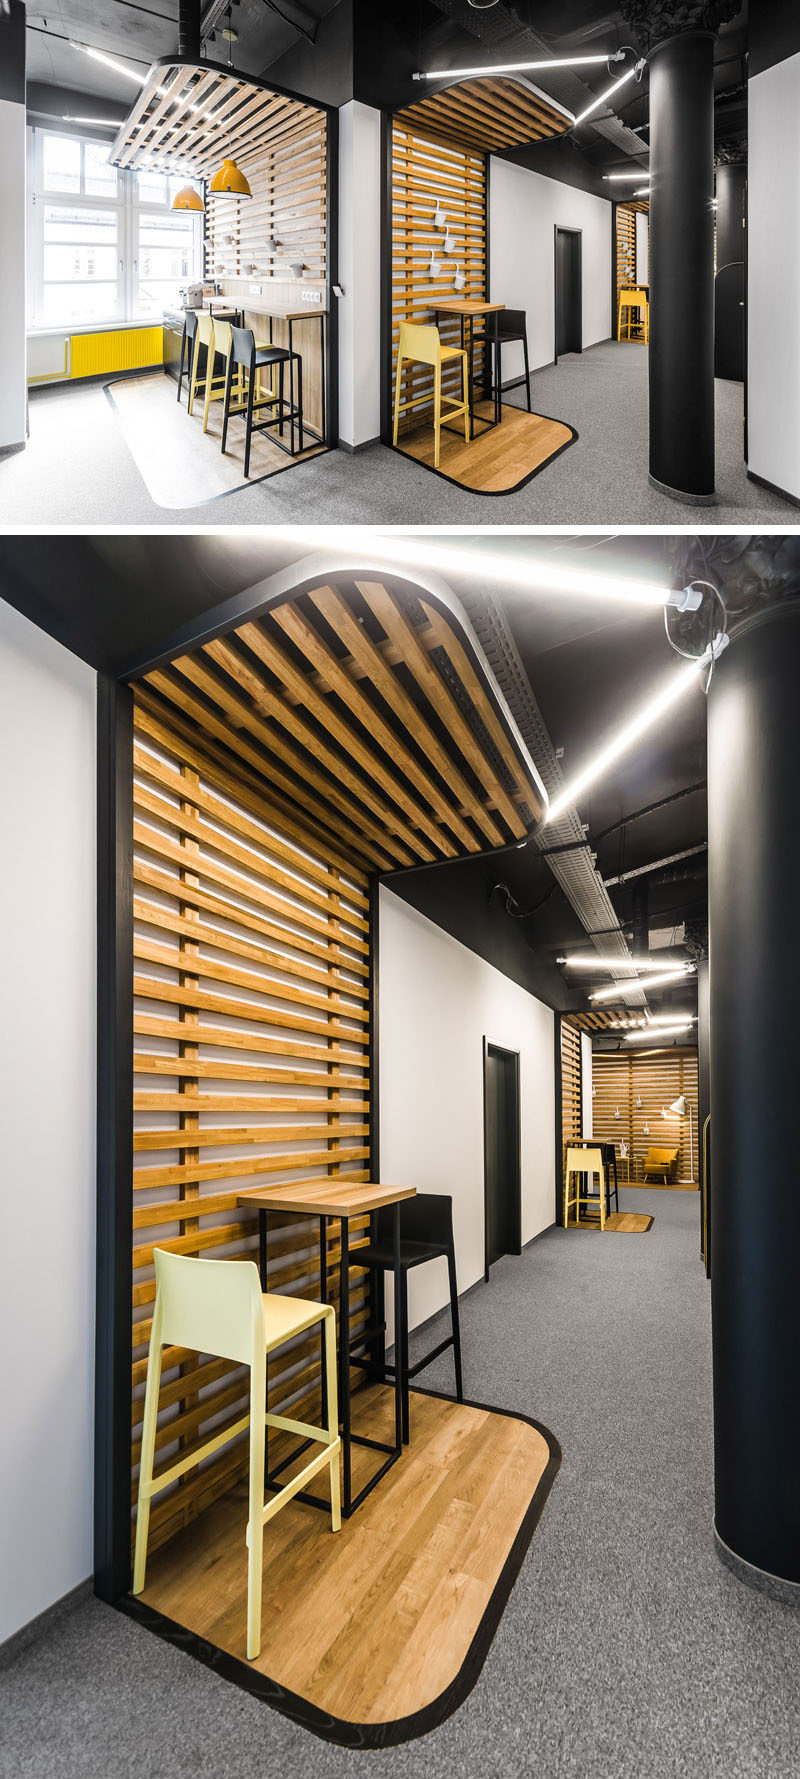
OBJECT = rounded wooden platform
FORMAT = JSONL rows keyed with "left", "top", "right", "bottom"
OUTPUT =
{"left": 127, "top": 1385, "right": 560, "bottom": 1748}
{"left": 394, "top": 399, "right": 577, "bottom": 494}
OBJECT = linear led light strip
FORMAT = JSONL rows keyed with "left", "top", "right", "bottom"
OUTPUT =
{"left": 559, "top": 954, "right": 686, "bottom": 972}
{"left": 70, "top": 43, "right": 210, "bottom": 125}
{"left": 273, "top": 530, "right": 704, "bottom": 613}
{"left": 590, "top": 966, "right": 696, "bottom": 1004}
{"left": 624, "top": 1021, "right": 696, "bottom": 1040}
{"left": 413, "top": 53, "right": 626, "bottom": 81}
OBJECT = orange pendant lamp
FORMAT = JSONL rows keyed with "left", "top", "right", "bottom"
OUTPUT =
{"left": 171, "top": 183, "right": 205, "bottom": 212}
{"left": 209, "top": 157, "right": 251, "bottom": 197}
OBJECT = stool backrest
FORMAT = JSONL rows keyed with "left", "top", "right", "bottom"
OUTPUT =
{"left": 375, "top": 1191, "right": 454, "bottom": 1248}
{"left": 196, "top": 311, "right": 215, "bottom": 347}
{"left": 566, "top": 1145, "right": 604, "bottom": 1178}
{"left": 213, "top": 319, "right": 233, "bottom": 359}
{"left": 152, "top": 1247, "right": 263, "bottom": 1366}
{"left": 498, "top": 307, "right": 526, "bottom": 335}
{"left": 185, "top": 309, "right": 198, "bottom": 342}
{"left": 231, "top": 324, "right": 257, "bottom": 370}
{"left": 620, "top": 288, "right": 647, "bottom": 307}
{"left": 398, "top": 321, "right": 443, "bottom": 368}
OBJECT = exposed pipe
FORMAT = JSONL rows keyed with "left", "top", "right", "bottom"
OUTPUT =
{"left": 603, "top": 843, "right": 708, "bottom": 888}
{"left": 179, "top": 0, "right": 201, "bottom": 59}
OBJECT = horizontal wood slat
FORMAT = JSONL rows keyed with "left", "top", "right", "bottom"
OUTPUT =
{"left": 592, "top": 1050, "right": 699, "bottom": 1183}
{"left": 395, "top": 77, "right": 571, "bottom": 154}
{"left": 132, "top": 698, "right": 373, "bottom": 1554}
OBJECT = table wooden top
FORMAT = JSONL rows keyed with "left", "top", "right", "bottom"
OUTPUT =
{"left": 203, "top": 303, "right": 328, "bottom": 323}
{"left": 432, "top": 299, "right": 506, "bottom": 316}
{"left": 237, "top": 1179, "right": 417, "bottom": 1219}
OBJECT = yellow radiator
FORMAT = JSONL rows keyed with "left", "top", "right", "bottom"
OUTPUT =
{"left": 70, "top": 326, "right": 163, "bottom": 379}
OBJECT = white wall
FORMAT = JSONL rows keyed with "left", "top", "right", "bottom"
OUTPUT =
{"left": 748, "top": 51, "right": 800, "bottom": 501}
{"left": 489, "top": 157, "right": 612, "bottom": 378}
{"left": 581, "top": 1031, "right": 593, "bottom": 1138}
{"left": 635, "top": 211, "right": 649, "bottom": 286}
{"left": 337, "top": 100, "right": 382, "bottom": 448}
{"left": 0, "top": 97, "right": 27, "bottom": 450}
{"left": 0, "top": 601, "right": 96, "bottom": 1644}
{"left": 378, "top": 889, "right": 555, "bottom": 1337}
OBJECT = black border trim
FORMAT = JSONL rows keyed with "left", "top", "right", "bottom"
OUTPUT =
{"left": 103, "top": 377, "right": 331, "bottom": 510}
{"left": 745, "top": 468, "right": 800, "bottom": 511}
{"left": 115, "top": 1387, "right": 561, "bottom": 1749}
{"left": 388, "top": 405, "right": 577, "bottom": 496}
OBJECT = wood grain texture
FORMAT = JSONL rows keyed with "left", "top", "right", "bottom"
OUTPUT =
{"left": 394, "top": 399, "right": 575, "bottom": 493}
{"left": 394, "top": 76, "right": 570, "bottom": 154}
{"left": 138, "top": 1387, "right": 552, "bottom": 1724}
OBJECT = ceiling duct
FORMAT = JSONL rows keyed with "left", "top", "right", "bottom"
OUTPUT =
{"left": 180, "top": 0, "right": 201, "bottom": 60}
{"left": 457, "top": 588, "right": 647, "bottom": 1005}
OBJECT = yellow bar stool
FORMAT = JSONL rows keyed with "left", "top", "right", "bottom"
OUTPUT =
{"left": 617, "top": 287, "right": 649, "bottom": 343}
{"left": 187, "top": 311, "right": 218, "bottom": 418}
{"left": 132, "top": 1248, "right": 341, "bottom": 1661}
{"left": 564, "top": 1146, "right": 608, "bottom": 1230}
{"left": 392, "top": 320, "right": 470, "bottom": 470}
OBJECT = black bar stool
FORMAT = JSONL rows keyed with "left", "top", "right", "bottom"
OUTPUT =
{"left": 357, "top": 1193, "right": 463, "bottom": 1444}
{"left": 221, "top": 324, "right": 303, "bottom": 477}
{"left": 492, "top": 307, "right": 531, "bottom": 411}
{"left": 176, "top": 309, "right": 198, "bottom": 404}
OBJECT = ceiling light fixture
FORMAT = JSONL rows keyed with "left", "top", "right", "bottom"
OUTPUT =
{"left": 559, "top": 954, "right": 688, "bottom": 972}
{"left": 172, "top": 183, "right": 205, "bottom": 211}
{"left": 625, "top": 1023, "right": 695, "bottom": 1041}
{"left": 70, "top": 42, "right": 146, "bottom": 85}
{"left": 62, "top": 114, "right": 124, "bottom": 125}
{"left": 633, "top": 188, "right": 650, "bottom": 197}
{"left": 412, "top": 52, "right": 624, "bottom": 82}
{"left": 545, "top": 650, "right": 711, "bottom": 825}
{"left": 209, "top": 157, "right": 251, "bottom": 197}
{"left": 603, "top": 172, "right": 650, "bottom": 181}
{"left": 574, "top": 61, "right": 646, "bottom": 129}
{"left": 590, "top": 966, "right": 696, "bottom": 1003}
{"left": 267, "top": 530, "right": 705, "bottom": 613}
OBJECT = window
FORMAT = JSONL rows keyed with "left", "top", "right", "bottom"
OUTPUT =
{"left": 28, "top": 128, "right": 202, "bottom": 330}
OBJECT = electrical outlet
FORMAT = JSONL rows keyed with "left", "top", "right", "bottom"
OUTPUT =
{"left": 249, "top": 283, "right": 262, "bottom": 296}
{"left": 302, "top": 288, "right": 323, "bottom": 304}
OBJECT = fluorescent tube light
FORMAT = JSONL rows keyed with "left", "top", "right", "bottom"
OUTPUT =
{"left": 646, "top": 1015, "right": 696, "bottom": 1027}
{"left": 268, "top": 531, "right": 702, "bottom": 613}
{"left": 603, "top": 173, "right": 650, "bottom": 181}
{"left": 70, "top": 42, "right": 147, "bottom": 84}
{"left": 574, "top": 61, "right": 645, "bottom": 128}
{"left": 560, "top": 955, "right": 687, "bottom": 972}
{"left": 412, "top": 53, "right": 622, "bottom": 81}
{"left": 633, "top": 188, "right": 650, "bottom": 197}
{"left": 625, "top": 1022, "right": 695, "bottom": 1040}
{"left": 590, "top": 967, "right": 695, "bottom": 1003}
{"left": 62, "top": 115, "right": 125, "bottom": 125}
{"left": 545, "top": 651, "right": 710, "bottom": 825}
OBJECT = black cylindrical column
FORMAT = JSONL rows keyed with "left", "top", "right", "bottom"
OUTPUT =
{"left": 708, "top": 598, "right": 800, "bottom": 1598}
{"left": 648, "top": 32, "right": 716, "bottom": 504}
{"left": 715, "top": 163, "right": 746, "bottom": 272}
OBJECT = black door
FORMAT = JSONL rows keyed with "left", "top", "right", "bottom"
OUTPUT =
{"left": 554, "top": 227, "right": 582, "bottom": 360}
{"left": 483, "top": 1041, "right": 522, "bottom": 1278}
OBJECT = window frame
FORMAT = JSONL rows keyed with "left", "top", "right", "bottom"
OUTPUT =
{"left": 27, "top": 126, "right": 203, "bottom": 333}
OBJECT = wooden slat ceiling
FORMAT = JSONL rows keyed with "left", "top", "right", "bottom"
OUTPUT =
{"left": 110, "top": 60, "right": 325, "bottom": 175}
{"left": 134, "top": 578, "right": 546, "bottom": 876}
{"left": 566, "top": 1009, "right": 653, "bottom": 1033}
{"left": 394, "top": 77, "right": 572, "bottom": 155}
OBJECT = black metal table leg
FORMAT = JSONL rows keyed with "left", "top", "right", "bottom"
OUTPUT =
{"left": 258, "top": 1208, "right": 267, "bottom": 1289}
{"left": 340, "top": 1214, "right": 352, "bottom": 1515}
{"left": 494, "top": 308, "right": 501, "bottom": 425}
{"left": 392, "top": 1201, "right": 403, "bottom": 1452}
{"left": 319, "top": 1214, "right": 328, "bottom": 1426}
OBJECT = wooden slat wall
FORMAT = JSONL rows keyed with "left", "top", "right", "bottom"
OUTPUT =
{"left": 391, "top": 121, "right": 487, "bottom": 434}
{"left": 131, "top": 695, "right": 371, "bottom": 1552}
{"left": 615, "top": 205, "right": 636, "bottom": 334}
{"left": 592, "top": 1050, "right": 699, "bottom": 1182}
{"left": 561, "top": 1018, "right": 583, "bottom": 1184}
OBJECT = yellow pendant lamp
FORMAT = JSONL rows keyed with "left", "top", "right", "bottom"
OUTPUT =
{"left": 209, "top": 156, "right": 251, "bottom": 197}
{"left": 172, "top": 183, "right": 205, "bottom": 212}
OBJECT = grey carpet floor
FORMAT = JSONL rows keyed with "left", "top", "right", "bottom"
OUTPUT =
{"left": 3, "top": 1188, "right": 800, "bottom": 1779}
{"left": 1, "top": 345, "right": 792, "bottom": 526}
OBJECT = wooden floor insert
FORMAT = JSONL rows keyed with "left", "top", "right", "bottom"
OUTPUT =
{"left": 571, "top": 1211, "right": 654, "bottom": 1234}
{"left": 395, "top": 399, "right": 576, "bottom": 493}
{"left": 138, "top": 1386, "right": 555, "bottom": 1733}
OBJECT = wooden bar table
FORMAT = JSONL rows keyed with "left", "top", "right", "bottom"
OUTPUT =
{"left": 430, "top": 297, "right": 505, "bottom": 436}
{"left": 238, "top": 1179, "right": 416, "bottom": 1516}
{"left": 241, "top": 302, "right": 329, "bottom": 450}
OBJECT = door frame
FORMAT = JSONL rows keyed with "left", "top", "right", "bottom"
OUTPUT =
{"left": 482, "top": 1037, "right": 522, "bottom": 1281}
{"left": 553, "top": 224, "right": 583, "bottom": 363}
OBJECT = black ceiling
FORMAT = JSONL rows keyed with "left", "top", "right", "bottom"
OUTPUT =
{"left": 23, "top": 0, "right": 749, "bottom": 171}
